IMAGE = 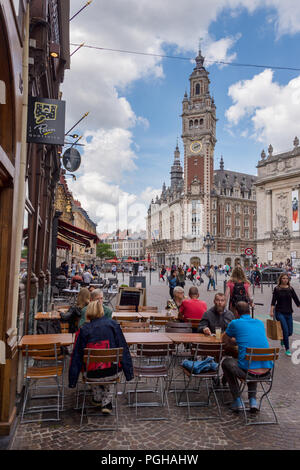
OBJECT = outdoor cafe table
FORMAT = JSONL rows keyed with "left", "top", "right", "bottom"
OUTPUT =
{"left": 165, "top": 333, "right": 223, "bottom": 344}
{"left": 123, "top": 332, "right": 173, "bottom": 346}
{"left": 18, "top": 333, "right": 74, "bottom": 348}
{"left": 138, "top": 311, "right": 178, "bottom": 320}
{"left": 112, "top": 312, "right": 143, "bottom": 320}
{"left": 34, "top": 311, "right": 62, "bottom": 321}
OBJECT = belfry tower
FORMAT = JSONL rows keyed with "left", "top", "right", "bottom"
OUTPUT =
{"left": 181, "top": 49, "right": 217, "bottom": 234}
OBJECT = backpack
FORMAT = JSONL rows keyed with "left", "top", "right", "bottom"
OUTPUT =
{"left": 231, "top": 282, "right": 249, "bottom": 307}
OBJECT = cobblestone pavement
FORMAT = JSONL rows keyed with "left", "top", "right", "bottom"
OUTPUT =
{"left": 10, "top": 273, "right": 300, "bottom": 450}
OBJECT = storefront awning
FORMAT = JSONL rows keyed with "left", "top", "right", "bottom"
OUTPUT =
{"left": 57, "top": 237, "right": 71, "bottom": 251}
{"left": 57, "top": 225, "right": 90, "bottom": 247}
{"left": 58, "top": 219, "right": 99, "bottom": 243}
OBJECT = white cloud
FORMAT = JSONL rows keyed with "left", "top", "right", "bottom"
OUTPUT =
{"left": 226, "top": 69, "right": 300, "bottom": 151}
{"left": 63, "top": 0, "right": 300, "bottom": 231}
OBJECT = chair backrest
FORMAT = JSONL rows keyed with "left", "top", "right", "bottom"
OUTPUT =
{"left": 150, "top": 315, "right": 170, "bottom": 326}
{"left": 138, "top": 306, "right": 158, "bottom": 312}
{"left": 60, "top": 322, "right": 69, "bottom": 333}
{"left": 115, "top": 315, "right": 140, "bottom": 323}
{"left": 245, "top": 347, "right": 280, "bottom": 363}
{"left": 122, "top": 326, "right": 150, "bottom": 333}
{"left": 115, "top": 305, "right": 136, "bottom": 311}
{"left": 136, "top": 343, "right": 171, "bottom": 358}
{"left": 83, "top": 347, "right": 123, "bottom": 371}
{"left": 56, "top": 304, "right": 71, "bottom": 310}
{"left": 191, "top": 342, "right": 223, "bottom": 363}
{"left": 21, "top": 343, "right": 61, "bottom": 357}
{"left": 165, "top": 321, "right": 193, "bottom": 333}
{"left": 185, "top": 318, "right": 201, "bottom": 330}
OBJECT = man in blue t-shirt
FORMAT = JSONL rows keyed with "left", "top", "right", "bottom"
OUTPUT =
{"left": 222, "top": 301, "right": 273, "bottom": 413}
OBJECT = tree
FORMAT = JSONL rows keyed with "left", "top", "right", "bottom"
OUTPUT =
{"left": 96, "top": 243, "right": 116, "bottom": 260}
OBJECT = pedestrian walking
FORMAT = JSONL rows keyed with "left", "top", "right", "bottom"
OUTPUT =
{"left": 225, "top": 266, "right": 253, "bottom": 317}
{"left": 167, "top": 269, "right": 177, "bottom": 299}
{"left": 270, "top": 273, "right": 300, "bottom": 357}
{"left": 207, "top": 265, "right": 216, "bottom": 291}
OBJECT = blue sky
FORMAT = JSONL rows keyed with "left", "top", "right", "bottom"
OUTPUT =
{"left": 62, "top": 1, "right": 300, "bottom": 233}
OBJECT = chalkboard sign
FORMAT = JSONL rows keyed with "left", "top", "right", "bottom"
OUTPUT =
{"left": 116, "top": 287, "right": 145, "bottom": 308}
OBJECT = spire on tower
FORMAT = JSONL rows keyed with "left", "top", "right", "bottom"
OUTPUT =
{"left": 220, "top": 156, "right": 224, "bottom": 171}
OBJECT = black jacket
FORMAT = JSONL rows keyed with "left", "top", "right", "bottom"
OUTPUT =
{"left": 198, "top": 307, "right": 235, "bottom": 334}
{"left": 68, "top": 316, "right": 134, "bottom": 387}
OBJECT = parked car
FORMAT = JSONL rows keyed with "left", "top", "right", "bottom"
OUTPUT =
{"left": 260, "top": 267, "right": 286, "bottom": 284}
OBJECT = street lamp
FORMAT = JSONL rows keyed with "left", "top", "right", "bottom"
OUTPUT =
{"left": 204, "top": 232, "right": 214, "bottom": 269}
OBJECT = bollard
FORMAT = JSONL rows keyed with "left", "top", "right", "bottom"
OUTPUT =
{"left": 223, "top": 279, "right": 227, "bottom": 294}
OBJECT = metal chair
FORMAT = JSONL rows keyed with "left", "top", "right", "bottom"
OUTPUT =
{"left": 138, "top": 306, "right": 158, "bottom": 312}
{"left": 127, "top": 343, "right": 172, "bottom": 421}
{"left": 165, "top": 322, "right": 193, "bottom": 392}
{"left": 239, "top": 347, "right": 280, "bottom": 425}
{"left": 20, "top": 343, "right": 63, "bottom": 423}
{"left": 79, "top": 347, "right": 123, "bottom": 431}
{"left": 121, "top": 322, "right": 150, "bottom": 333}
{"left": 115, "top": 305, "right": 136, "bottom": 311}
{"left": 149, "top": 315, "right": 170, "bottom": 332}
{"left": 177, "top": 342, "right": 223, "bottom": 420}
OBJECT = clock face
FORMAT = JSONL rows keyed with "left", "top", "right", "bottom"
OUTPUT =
{"left": 190, "top": 140, "right": 202, "bottom": 154}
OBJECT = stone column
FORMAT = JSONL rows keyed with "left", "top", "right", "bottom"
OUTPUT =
{"left": 265, "top": 190, "right": 272, "bottom": 235}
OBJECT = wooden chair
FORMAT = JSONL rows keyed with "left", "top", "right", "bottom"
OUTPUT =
{"left": 149, "top": 315, "right": 170, "bottom": 332}
{"left": 185, "top": 318, "right": 201, "bottom": 331}
{"left": 121, "top": 322, "right": 150, "bottom": 333}
{"left": 115, "top": 305, "right": 136, "bottom": 311}
{"left": 177, "top": 342, "right": 223, "bottom": 420}
{"left": 128, "top": 343, "right": 172, "bottom": 421}
{"left": 80, "top": 347, "right": 123, "bottom": 431}
{"left": 239, "top": 347, "right": 280, "bottom": 425}
{"left": 114, "top": 315, "right": 140, "bottom": 323}
{"left": 21, "top": 343, "right": 63, "bottom": 423}
{"left": 138, "top": 306, "right": 158, "bottom": 312}
{"left": 60, "top": 322, "right": 70, "bottom": 334}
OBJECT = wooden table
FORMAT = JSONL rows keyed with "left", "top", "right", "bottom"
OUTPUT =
{"left": 124, "top": 332, "right": 173, "bottom": 345}
{"left": 165, "top": 333, "right": 223, "bottom": 344}
{"left": 138, "top": 311, "right": 177, "bottom": 320}
{"left": 112, "top": 312, "right": 142, "bottom": 320}
{"left": 34, "top": 311, "right": 62, "bottom": 320}
{"left": 18, "top": 334, "right": 74, "bottom": 348}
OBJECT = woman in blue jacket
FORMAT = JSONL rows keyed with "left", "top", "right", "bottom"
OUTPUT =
{"left": 69, "top": 300, "right": 134, "bottom": 414}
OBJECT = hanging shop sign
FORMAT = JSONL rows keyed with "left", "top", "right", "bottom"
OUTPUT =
{"left": 62, "top": 147, "right": 81, "bottom": 172}
{"left": 27, "top": 96, "right": 66, "bottom": 145}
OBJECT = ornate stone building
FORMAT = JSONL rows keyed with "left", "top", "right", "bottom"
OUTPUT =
{"left": 255, "top": 138, "right": 300, "bottom": 264}
{"left": 147, "top": 50, "right": 257, "bottom": 268}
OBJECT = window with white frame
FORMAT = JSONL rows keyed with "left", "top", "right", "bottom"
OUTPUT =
{"left": 235, "top": 228, "right": 240, "bottom": 238}
{"left": 245, "top": 229, "right": 249, "bottom": 239}
{"left": 226, "top": 215, "right": 231, "bottom": 225}
{"left": 225, "top": 203, "right": 231, "bottom": 212}
{"left": 226, "top": 227, "right": 231, "bottom": 237}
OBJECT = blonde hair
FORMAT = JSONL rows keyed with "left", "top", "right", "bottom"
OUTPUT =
{"left": 229, "top": 266, "right": 250, "bottom": 285}
{"left": 86, "top": 300, "right": 104, "bottom": 321}
{"left": 76, "top": 288, "right": 90, "bottom": 309}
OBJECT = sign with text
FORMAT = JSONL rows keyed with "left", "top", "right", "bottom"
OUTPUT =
{"left": 27, "top": 96, "right": 66, "bottom": 145}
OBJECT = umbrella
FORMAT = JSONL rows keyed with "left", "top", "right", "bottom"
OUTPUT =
{"left": 106, "top": 259, "right": 120, "bottom": 263}
{"left": 140, "top": 259, "right": 154, "bottom": 262}
{"left": 124, "top": 259, "right": 136, "bottom": 263}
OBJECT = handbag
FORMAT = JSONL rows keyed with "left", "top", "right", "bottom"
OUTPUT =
{"left": 266, "top": 318, "right": 283, "bottom": 341}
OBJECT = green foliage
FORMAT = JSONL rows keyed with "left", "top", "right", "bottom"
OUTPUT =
{"left": 96, "top": 243, "right": 116, "bottom": 260}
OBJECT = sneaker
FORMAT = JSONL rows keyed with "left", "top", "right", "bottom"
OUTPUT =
{"left": 285, "top": 350, "right": 292, "bottom": 357}
{"left": 229, "top": 397, "right": 244, "bottom": 412}
{"left": 101, "top": 402, "right": 113, "bottom": 415}
{"left": 280, "top": 340, "right": 284, "bottom": 347}
{"left": 249, "top": 397, "right": 259, "bottom": 413}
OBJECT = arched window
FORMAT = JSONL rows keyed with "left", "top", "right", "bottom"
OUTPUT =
{"left": 199, "top": 118, "right": 204, "bottom": 126}
{"left": 194, "top": 119, "right": 198, "bottom": 128}
{"left": 189, "top": 120, "right": 193, "bottom": 129}
{"left": 195, "top": 83, "right": 200, "bottom": 95}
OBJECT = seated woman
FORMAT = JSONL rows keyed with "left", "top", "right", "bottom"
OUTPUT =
{"left": 166, "top": 286, "right": 185, "bottom": 316}
{"left": 68, "top": 300, "right": 134, "bottom": 414}
{"left": 60, "top": 287, "right": 90, "bottom": 333}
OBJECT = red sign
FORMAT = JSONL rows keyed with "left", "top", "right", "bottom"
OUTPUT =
{"left": 245, "top": 247, "right": 253, "bottom": 256}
